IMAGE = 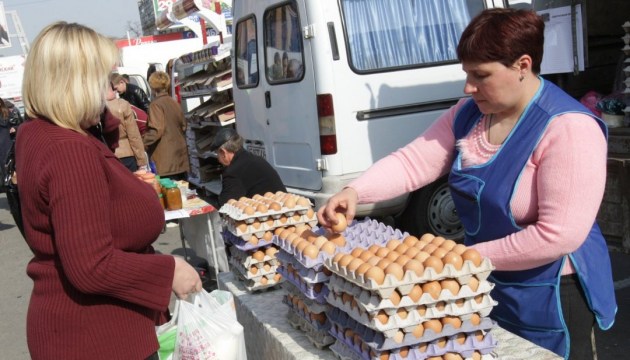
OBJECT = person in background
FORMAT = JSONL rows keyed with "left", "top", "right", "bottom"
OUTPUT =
{"left": 111, "top": 73, "right": 151, "bottom": 114}
{"left": 270, "top": 51, "right": 283, "bottom": 80}
{"left": 144, "top": 71, "right": 190, "bottom": 180}
{"left": 16, "top": 21, "right": 201, "bottom": 360}
{"left": 106, "top": 83, "right": 148, "bottom": 172}
{"left": 318, "top": 8, "right": 616, "bottom": 360}
{"left": 146, "top": 64, "right": 157, "bottom": 85}
{"left": 209, "top": 128, "right": 286, "bottom": 207}
{"left": 0, "top": 98, "right": 22, "bottom": 187}
{"left": 282, "top": 51, "right": 289, "bottom": 78}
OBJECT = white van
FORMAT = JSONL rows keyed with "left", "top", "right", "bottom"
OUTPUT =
{"left": 231, "top": 0, "right": 499, "bottom": 239}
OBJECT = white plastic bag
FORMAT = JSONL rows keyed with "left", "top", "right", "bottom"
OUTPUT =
{"left": 172, "top": 290, "right": 247, "bottom": 360}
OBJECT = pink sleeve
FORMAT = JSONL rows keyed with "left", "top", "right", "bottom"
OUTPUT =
{"left": 473, "top": 114, "right": 607, "bottom": 271}
{"left": 349, "top": 99, "right": 467, "bottom": 203}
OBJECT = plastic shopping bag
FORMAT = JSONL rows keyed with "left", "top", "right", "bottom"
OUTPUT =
{"left": 158, "top": 289, "right": 247, "bottom": 360}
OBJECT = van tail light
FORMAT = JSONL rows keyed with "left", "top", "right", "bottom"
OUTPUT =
{"left": 317, "top": 94, "right": 337, "bottom": 155}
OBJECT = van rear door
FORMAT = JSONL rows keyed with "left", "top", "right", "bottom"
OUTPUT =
{"left": 233, "top": 0, "right": 322, "bottom": 191}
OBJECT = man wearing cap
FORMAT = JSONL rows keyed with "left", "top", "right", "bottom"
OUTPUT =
{"left": 211, "top": 128, "right": 286, "bottom": 206}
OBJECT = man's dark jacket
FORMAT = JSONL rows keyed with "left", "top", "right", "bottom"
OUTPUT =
{"left": 120, "top": 83, "right": 151, "bottom": 114}
{"left": 219, "top": 149, "right": 286, "bottom": 206}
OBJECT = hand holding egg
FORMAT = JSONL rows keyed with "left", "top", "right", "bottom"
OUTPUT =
{"left": 316, "top": 187, "right": 358, "bottom": 230}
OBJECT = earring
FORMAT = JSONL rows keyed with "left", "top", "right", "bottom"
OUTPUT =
{"left": 519, "top": 75, "right": 525, "bottom": 82}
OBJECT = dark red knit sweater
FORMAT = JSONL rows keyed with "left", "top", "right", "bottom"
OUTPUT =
{"left": 16, "top": 118, "right": 175, "bottom": 360}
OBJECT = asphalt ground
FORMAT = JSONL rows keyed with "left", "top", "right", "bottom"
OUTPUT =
{"left": 0, "top": 193, "right": 627, "bottom": 359}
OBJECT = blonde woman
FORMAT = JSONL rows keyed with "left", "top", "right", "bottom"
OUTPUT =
{"left": 144, "top": 71, "right": 190, "bottom": 180}
{"left": 106, "top": 84, "right": 148, "bottom": 172}
{"left": 17, "top": 22, "right": 201, "bottom": 360}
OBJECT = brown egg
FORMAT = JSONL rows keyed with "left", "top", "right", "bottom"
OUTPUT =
{"left": 417, "top": 304, "right": 427, "bottom": 316}
{"left": 274, "top": 227, "right": 285, "bottom": 236}
{"left": 312, "top": 236, "right": 328, "bottom": 249}
{"left": 269, "top": 202, "right": 282, "bottom": 211}
{"left": 442, "top": 315, "right": 462, "bottom": 329}
{"left": 394, "top": 254, "right": 411, "bottom": 267}
{"left": 384, "top": 263, "right": 405, "bottom": 281}
{"left": 283, "top": 197, "right": 297, "bottom": 209}
{"left": 260, "top": 276, "right": 268, "bottom": 285}
{"left": 311, "top": 312, "right": 326, "bottom": 325}
{"left": 455, "top": 298, "right": 466, "bottom": 308}
{"left": 472, "top": 351, "right": 482, "bottom": 360}
{"left": 398, "top": 346, "right": 410, "bottom": 359}
{"left": 392, "top": 331, "right": 404, "bottom": 344}
{"left": 423, "top": 256, "right": 444, "bottom": 273}
{"left": 375, "top": 310, "right": 389, "bottom": 325}
{"left": 431, "top": 236, "right": 446, "bottom": 247}
{"left": 347, "top": 258, "right": 365, "bottom": 272}
{"left": 365, "top": 266, "right": 385, "bottom": 285}
{"left": 249, "top": 266, "right": 258, "bottom": 275}
{"left": 419, "top": 233, "right": 435, "bottom": 243}
{"left": 403, "top": 236, "right": 419, "bottom": 247}
{"left": 338, "top": 254, "right": 355, "bottom": 268}
{"left": 474, "top": 294, "right": 484, "bottom": 304}
{"left": 296, "top": 240, "right": 310, "bottom": 253}
{"left": 263, "top": 263, "right": 272, "bottom": 272}
{"left": 366, "top": 256, "right": 382, "bottom": 266}
{"left": 435, "top": 301, "right": 446, "bottom": 311}
{"left": 421, "top": 281, "right": 441, "bottom": 300}
{"left": 423, "top": 243, "right": 438, "bottom": 254}
{"left": 303, "top": 244, "right": 319, "bottom": 259}
{"left": 417, "top": 343, "right": 428, "bottom": 353}
{"left": 423, "top": 319, "right": 443, "bottom": 334}
{"left": 331, "top": 212, "right": 348, "bottom": 233}
{"left": 296, "top": 197, "right": 310, "bottom": 207}
{"left": 376, "top": 258, "right": 392, "bottom": 270}
{"left": 359, "top": 250, "right": 375, "bottom": 262}
{"left": 386, "top": 251, "right": 402, "bottom": 262}
{"left": 414, "top": 251, "right": 431, "bottom": 263}
{"left": 252, "top": 250, "right": 265, "bottom": 261}
{"left": 344, "top": 329, "right": 355, "bottom": 342}
{"left": 375, "top": 247, "right": 390, "bottom": 258}
{"left": 395, "top": 243, "right": 410, "bottom": 254}
{"left": 431, "top": 247, "right": 448, "bottom": 259}
{"left": 320, "top": 241, "right": 337, "bottom": 255}
{"left": 470, "top": 313, "right": 481, "bottom": 325}
{"left": 248, "top": 235, "right": 259, "bottom": 246}
{"left": 332, "top": 252, "right": 345, "bottom": 264}
{"left": 305, "top": 208, "right": 315, "bottom": 219}
{"left": 442, "top": 251, "right": 464, "bottom": 270}
{"left": 474, "top": 330, "right": 485, "bottom": 341}
{"left": 440, "top": 279, "right": 461, "bottom": 296}
{"left": 454, "top": 333, "right": 466, "bottom": 344}
{"left": 452, "top": 243, "right": 467, "bottom": 255}
{"left": 436, "top": 337, "right": 448, "bottom": 348}
{"left": 386, "top": 239, "right": 402, "bottom": 250}
{"left": 403, "top": 259, "right": 425, "bottom": 277}
{"left": 351, "top": 248, "right": 364, "bottom": 258}
{"left": 414, "top": 240, "right": 428, "bottom": 250}
{"left": 368, "top": 244, "right": 381, "bottom": 254}
{"left": 443, "top": 353, "right": 463, "bottom": 360}
{"left": 408, "top": 284, "right": 423, "bottom": 302}
{"left": 279, "top": 228, "right": 293, "bottom": 240}
{"left": 440, "top": 239, "right": 457, "bottom": 251}
{"left": 265, "top": 246, "right": 278, "bottom": 257}
{"left": 256, "top": 203, "right": 268, "bottom": 213}
{"left": 263, "top": 231, "right": 274, "bottom": 242}
{"left": 396, "top": 307, "right": 408, "bottom": 320}
{"left": 462, "top": 248, "right": 483, "bottom": 266}
{"left": 468, "top": 276, "right": 480, "bottom": 292}
{"left": 389, "top": 289, "right": 402, "bottom": 306}
{"left": 356, "top": 263, "right": 372, "bottom": 277}
{"left": 412, "top": 324, "right": 424, "bottom": 338}
{"left": 236, "top": 221, "right": 248, "bottom": 233}
{"left": 327, "top": 233, "right": 347, "bottom": 247}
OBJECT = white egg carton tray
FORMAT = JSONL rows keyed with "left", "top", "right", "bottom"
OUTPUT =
{"left": 328, "top": 305, "right": 496, "bottom": 351}
{"left": 328, "top": 273, "right": 494, "bottom": 312}
{"left": 219, "top": 202, "right": 311, "bottom": 222}
{"left": 324, "top": 257, "right": 494, "bottom": 298}
{"left": 224, "top": 212, "right": 318, "bottom": 238}
{"left": 229, "top": 255, "right": 279, "bottom": 280}
{"left": 222, "top": 229, "right": 275, "bottom": 251}
{"left": 273, "top": 234, "right": 341, "bottom": 270}
{"left": 327, "top": 288, "right": 495, "bottom": 330}
{"left": 229, "top": 246, "right": 280, "bottom": 268}
{"left": 286, "top": 305, "right": 335, "bottom": 349}
{"left": 278, "top": 266, "right": 329, "bottom": 304}
{"left": 276, "top": 249, "right": 331, "bottom": 284}
{"left": 231, "top": 268, "right": 283, "bottom": 292}
{"left": 329, "top": 330, "right": 497, "bottom": 360}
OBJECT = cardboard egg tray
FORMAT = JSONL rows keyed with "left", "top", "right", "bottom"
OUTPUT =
{"left": 283, "top": 295, "right": 332, "bottom": 331}
{"left": 327, "top": 306, "right": 496, "bottom": 351}
{"left": 324, "top": 257, "right": 494, "bottom": 299}
{"left": 219, "top": 201, "right": 312, "bottom": 222}
{"left": 278, "top": 265, "right": 329, "bottom": 304}
{"left": 284, "top": 289, "right": 330, "bottom": 315}
{"left": 341, "top": 218, "right": 409, "bottom": 248}
{"left": 273, "top": 235, "right": 338, "bottom": 270}
{"left": 328, "top": 274, "right": 495, "bottom": 312}
{"left": 286, "top": 305, "right": 336, "bottom": 349}
{"left": 277, "top": 249, "right": 331, "bottom": 283}
{"left": 224, "top": 213, "right": 318, "bottom": 238}
{"left": 327, "top": 290, "right": 496, "bottom": 332}
{"left": 329, "top": 332, "right": 497, "bottom": 360}
{"left": 229, "top": 255, "right": 279, "bottom": 279}
{"left": 229, "top": 245, "right": 280, "bottom": 268}
{"left": 231, "top": 267, "right": 283, "bottom": 292}
{"left": 222, "top": 229, "right": 275, "bottom": 251}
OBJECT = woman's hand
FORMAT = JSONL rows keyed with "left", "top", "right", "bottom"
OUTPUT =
{"left": 317, "top": 187, "right": 359, "bottom": 229}
{"left": 171, "top": 256, "right": 202, "bottom": 300}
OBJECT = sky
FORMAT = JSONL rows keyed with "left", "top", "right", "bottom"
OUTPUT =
{"left": 0, "top": 0, "right": 142, "bottom": 56}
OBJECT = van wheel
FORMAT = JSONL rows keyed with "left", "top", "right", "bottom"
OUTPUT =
{"left": 396, "top": 176, "right": 465, "bottom": 242}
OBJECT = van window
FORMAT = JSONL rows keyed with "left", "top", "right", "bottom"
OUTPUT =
{"left": 235, "top": 16, "right": 259, "bottom": 88}
{"left": 263, "top": 1, "right": 305, "bottom": 83}
{"left": 340, "top": 0, "right": 485, "bottom": 72}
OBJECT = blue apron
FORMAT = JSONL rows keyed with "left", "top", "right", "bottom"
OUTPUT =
{"left": 448, "top": 79, "right": 617, "bottom": 358}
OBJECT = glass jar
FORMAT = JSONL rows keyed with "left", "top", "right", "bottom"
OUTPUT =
{"left": 164, "top": 183, "right": 183, "bottom": 210}
{"left": 158, "top": 193, "right": 166, "bottom": 209}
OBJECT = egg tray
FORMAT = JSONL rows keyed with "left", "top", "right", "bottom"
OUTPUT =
{"left": 328, "top": 274, "right": 495, "bottom": 312}
{"left": 231, "top": 268, "right": 284, "bottom": 292}
{"left": 276, "top": 249, "right": 330, "bottom": 284}
{"left": 229, "top": 245, "right": 279, "bottom": 268}
{"left": 324, "top": 257, "right": 494, "bottom": 299}
{"left": 327, "top": 305, "right": 496, "bottom": 349}
{"left": 327, "top": 290, "right": 496, "bottom": 332}
{"left": 277, "top": 265, "right": 329, "bottom": 304}
{"left": 219, "top": 202, "right": 312, "bottom": 222}
{"left": 282, "top": 280, "right": 331, "bottom": 311}
{"left": 224, "top": 213, "right": 318, "bottom": 238}
{"left": 283, "top": 295, "right": 332, "bottom": 332}
{"left": 286, "top": 305, "right": 336, "bottom": 349}
{"left": 222, "top": 229, "right": 275, "bottom": 251}
{"left": 340, "top": 218, "right": 409, "bottom": 248}
{"left": 229, "top": 255, "right": 279, "bottom": 280}
{"left": 329, "top": 335, "right": 497, "bottom": 360}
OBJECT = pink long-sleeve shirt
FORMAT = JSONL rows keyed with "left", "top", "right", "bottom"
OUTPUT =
{"left": 349, "top": 99, "right": 607, "bottom": 274}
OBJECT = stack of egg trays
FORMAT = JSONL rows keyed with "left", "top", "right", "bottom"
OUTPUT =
{"left": 284, "top": 292, "right": 336, "bottom": 348}
{"left": 223, "top": 229, "right": 275, "bottom": 250}
{"left": 229, "top": 244, "right": 283, "bottom": 291}
{"left": 276, "top": 249, "right": 330, "bottom": 303}
{"left": 220, "top": 202, "right": 317, "bottom": 238}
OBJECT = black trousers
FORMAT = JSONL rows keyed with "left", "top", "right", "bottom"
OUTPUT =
{"left": 145, "top": 352, "right": 159, "bottom": 360}
{"left": 561, "top": 274, "right": 596, "bottom": 360}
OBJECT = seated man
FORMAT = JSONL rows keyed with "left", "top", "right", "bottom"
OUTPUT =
{"left": 210, "top": 128, "right": 286, "bottom": 207}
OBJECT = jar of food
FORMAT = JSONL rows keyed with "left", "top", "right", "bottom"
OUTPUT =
{"left": 164, "top": 182, "right": 183, "bottom": 210}
{"left": 158, "top": 193, "right": 166, "bottom": 209}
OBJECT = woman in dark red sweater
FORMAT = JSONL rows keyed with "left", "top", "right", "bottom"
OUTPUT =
{"left": 16, "top": 22, "right": 202, "bottom": 359}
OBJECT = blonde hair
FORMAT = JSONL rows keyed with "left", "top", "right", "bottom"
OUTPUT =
{"left": 149, "top": 71, "right": 170, "bottom": 93}
{"left": 23, "top": 22, "right": 119, "bottom": 132}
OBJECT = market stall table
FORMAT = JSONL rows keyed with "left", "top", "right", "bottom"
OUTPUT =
{"left": 165, "top": 197, "right": 229, "bottom": 279}
{"left": 218, "top": 272, "right": 562, "bottom": 360}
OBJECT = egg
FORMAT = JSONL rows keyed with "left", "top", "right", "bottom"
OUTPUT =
{"left": 376, "top": 258, "right": 392, "bottom": 270}
{"left": 442, "top": 315, "right": 462, "bottom": 329}
{"left": 330, "top": 212, "right": 348, "bottom": 233}
{"left": 419, "top": 233, "right": 435, "bottom": 243}
{"left": 436, "top": 337, "right": 448, "bottom": 348}
{"left": 260, "top": 276, "right": 268, "bottom": 285}
{"left": 384, "top": 263, "right": 405, "bottom": 280}
{"left": 248, "top": 235, "right": 259, "bottom": 245}
{"left": 403, "top": 259, "right": 425, "bottom": 277}
{"left": 468, "top": 276, "right": 480, "bottom": 292}
{"left": 440, "top": 239, "right": 457, "bottom": 251}
{"left": 440, "top": 279, "right": 460, "bottom": 296}
{"left": 417, "top": 343, "right": 428, "bottom": 353}
{"left": 249, "top": 265, "right": 258, "bottom": 275}
{"left": 310, "top": 236, "right": 326, "bottom": 249}
{"left": 297, "top": 197, "right": 311, "bottom": 207}
{"left": 472, "top": 351, "right": 482, "bottom": 360}
{"left": 403, "top": 235, "right": 419, "bottom": 247}
{"left": 395, "top": 243, "right": 410, "bottom": 254}
{"left": 243, "top": 206, "right": 255, "bottom": 216}
{"left": 386, "top": 251, "right": 401, "bottom": 262}
{"left": 366, "top": 256, "right": 382, "bottom": 266}
{"left": 470, "top": 313, "right": 481, "bottom": 325}
{"left": 313, "top": 283, "right": 323, "bottom": 294}
{"left": 296, "top": 240, "right": 310, "bottom": 253}
{"left": 236, "top": 221, "right": 248, "bottom": 233}
{"left": 302, "top": 244, "right": 319, "bottom": 259}
{"left": 376, "top": 310, "right": 389, "bottom": 325}
{"left": 283, "top": 197, "right": 297, "bottom": 209}
{"left": 351, "top": 248, "right": 364, "bottom": 258}
{"left": 462, "top": 248, "right": 483, "bottom": 266}
{"left": 398, "top": 347, "right": 410, "bottom": 359}
{"left": 269, "top": 202, "right": 282, "bottom": 211}
{"left": 385, "top": 239, "right": 402, "bottom": 250}
{"left": 408, "top": 284, "right": 423, "bottom": 302}
{"left": 416, "top": 304, "right": 427, "bottom": 316}
{"left": 414, "top": 240, "right": 428, "bottom": 250}
{"left": 273, "top": 227, "right": 285, "bottom": 236}
{"left": 392, "top": 331, "right": 404, "bottom": 344}
{"left": 338, "top": 254, "right": 355, "bottom": 268}
{"left": 389, "top": 289, "right": 402, "bottom": 306}
{"left": 359, "top": 250, "right": 375, "bottom": 262}
{"left": 356, "top": 263, "right": 372, "bottom": 277}
{"left": 252, "top": 250, "right": 265, "bottom": 261}
{"left": 394, "top": 254, "right": 411, "bottom": 267}
{"left": 376, "top": 247, "right": 390, "bottom": 258}
{"left": 421, "top": 281, "right": 442, "bottom": 300}
{"left": 263, "top": 231, "right": 274, "bottom": 242}
{"left": 367, "top": 244, "right": 381, "bottom": 254}
{"left": 265, "top": 246, "right": 278, "bottom": 257}
{"left": 404, "top": 247, "right": 421, "bottom": 258}
{"left": 442, "top": 251, "right": 464, "bottom": 270}
{"left": 414, "top": 251, "right": 431, "bottom": 263}
{"left": 423, "top": 319, "right": 443, "bottom": 334}
{"left": 435, "top": 301, "right": 446, "bottom": 311}
{"left": 263, "top": 263, "right": 272, "bottom": 272}
{"left": 327, "top": 233, "right": 347, "bottom": 247}
{"left": 279, "top": 228, "right": 293, "bottom": 240}
{"left": 454, "top": 333, "right": 466, "bottom": 344}
{"left": 423, "top": 243, "right": 438, "bottom": 254}
{"left": 278, "top": 215, "right": 289, "bottom": 224}
{"left": 256, "top": 203, "right": 268, "bottom": 213}
{"left": 423, "top": 256, "right": 444, "bottom": 273}
{"left": 412, "top": 324, "right": 424, "bottom": 338}
{"left": 320, "top": 241, "right": 337, "bottom": 255}
{"left": 396, "top": 308, "right": 409, "bottom": 320}
{"left": 443, "top": 353, "right": 463, "bottom": 360}
{"left": 455, "top": 298, "right": 466, "bottom": 308}
{"left": 365, "top": 266, "right": 385, "bottom": 285}
{"left": 431, "top": 247, "right": 448, "bottom": 259}
{"left": 431, "top": 236, "right": 446, "bottom": 247}
{"left": 452, "top": 243, "right": 466, "bottom": 255}
{"left": 347, "top": 258, "right": 365, "bottom": 272}
{"left": 311, "top": 312, "right": 326, "bottom": 325}
{"left": 332, "top": 252, "right": 344, "bottom": 264}
{"left": 474, "top": 294, "right": 484, "bottom": 304}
